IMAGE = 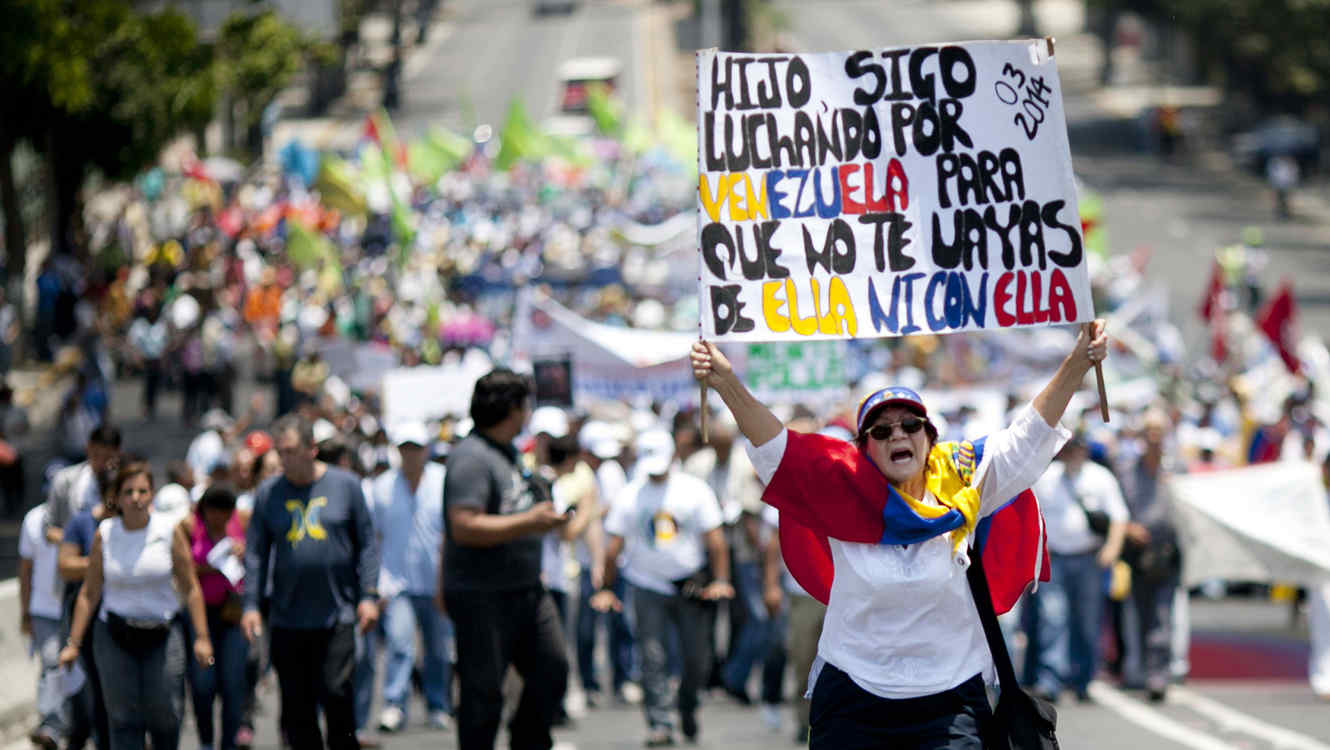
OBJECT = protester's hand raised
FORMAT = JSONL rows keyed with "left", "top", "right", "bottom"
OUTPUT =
{"left": 690, "top": 340, "right": 733, "bottom": 389}
{"left": 526, "top": 501, "right": 571, "bottom": 533}
{"left": 1073, "top": 319, "right": 1109, "bottom": 374}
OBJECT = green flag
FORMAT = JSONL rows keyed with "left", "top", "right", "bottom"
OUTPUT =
{"left": 586, "top": 82, "right": 623, "bottom": 138}
{"left": 287, "top": 218, "right": 337, "bottom": 271}
{"left": 495, "top": 99, "right": 538, "bottom": 170}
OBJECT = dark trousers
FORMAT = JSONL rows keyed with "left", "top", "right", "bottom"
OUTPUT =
{"left": 270, "top": 624, "right": 357, "bottom": 750}
{"left": 575, "top": 571, "right": 635, "bottom": 693}
{"left": 445, "top": 586, "right": 569, "bottom": 750}
{"left": 631, "top": 585, "right": 711, "bottom": 731}
{"left": 809, "top": 664, "right": 993, "bottom": 749}
{"left": 1129, "top": 572, "right": 1179, "bottom": 692}
{"left": 188, "top": 611, "right": 250, "bottom": 750}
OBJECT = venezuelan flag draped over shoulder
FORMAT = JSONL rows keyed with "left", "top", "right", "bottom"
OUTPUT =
{"left": 769, "top": 432, "right": 1049, "bottom": 615}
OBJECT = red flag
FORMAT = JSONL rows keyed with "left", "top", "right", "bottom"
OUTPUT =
{"left": 1210, "top": 317, "right": 1228, "bottom": 363}
{"left": 362, "top": 114, "right": 380, "bottom": 144}
{"left": 1198, "top": 260, "right": 1224, "bottom": 322}
{"left": 1257, "top": 281, "right": 1300, "bottom": 373}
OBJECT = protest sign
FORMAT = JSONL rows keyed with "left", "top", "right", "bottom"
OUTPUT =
{"left": 1169, "top": 461, "right": 1330, "bottom": 587}
{"left": 380, "top": 351, "right": 494, "bottom": 429}
{"left": 744, "top": 341, "right": 847, "bottom": 404}
{"left": 696, "top": 41, "right": 1093, "bottom": 342}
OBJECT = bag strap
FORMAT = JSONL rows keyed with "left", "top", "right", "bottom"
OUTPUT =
{"left": 966, "top": 551, "right": 1021, "bottom": 691}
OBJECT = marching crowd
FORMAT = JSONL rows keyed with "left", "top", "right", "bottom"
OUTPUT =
{"left": 8, "top": 100, "right": 1330, "bottom": 749}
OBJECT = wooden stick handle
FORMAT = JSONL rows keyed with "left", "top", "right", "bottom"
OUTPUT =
{"left": 700, "top": 383, "right": 710, "bottom": 444}
{"left": 1094, "top": 363, "right": 1110, "bottom": 423}
{"left": 1083, "top": 322, "right": 1110, "bottom": 423}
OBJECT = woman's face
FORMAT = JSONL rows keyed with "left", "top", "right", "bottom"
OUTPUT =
{"left": 863, "top": 406, "right": 930, "bottom": 489}
{"left": 118, "top": 472, "right": 154, "bottom": 522}
{"left": 202, "top": 505, "right": 233, "bottom": 534}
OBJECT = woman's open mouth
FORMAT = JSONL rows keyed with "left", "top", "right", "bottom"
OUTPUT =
{"left": 889, "top": 448, "right": 914, "bottom": 464}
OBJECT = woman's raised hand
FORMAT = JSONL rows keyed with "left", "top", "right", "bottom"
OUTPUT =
{"left": 690, "top": 340, "right": 733, "bottom": 389}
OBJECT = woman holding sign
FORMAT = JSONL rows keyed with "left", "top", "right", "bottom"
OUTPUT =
{"left": 689, "top": 320, "right": 1107, "bottom": 748}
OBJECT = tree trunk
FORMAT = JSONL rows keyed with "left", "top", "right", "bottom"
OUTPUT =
{"left": 0, "top": 124, "right": 25, "bottom": 287}
{"left": 46, "top": 130, "right": 84, "bottom": 259}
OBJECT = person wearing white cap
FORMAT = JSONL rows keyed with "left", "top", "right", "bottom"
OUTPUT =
{"left": 363, "top": 421, "right": 452, "bottom": 733}
{"left": 591, "top": 429, "right": 733, "bottom": 746}
{"left": 573, "top": 423, "right": 638, "bottom": 706}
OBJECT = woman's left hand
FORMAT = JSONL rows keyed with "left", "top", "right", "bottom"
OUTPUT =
{"left": 1074, "top": 319, "right": 1109, "bottom": 372}
{"left": 194, "top": 637, "right": 215, "bottom": 667}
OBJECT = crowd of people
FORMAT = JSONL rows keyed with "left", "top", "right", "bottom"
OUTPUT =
{"left": 8, "top": 99, "right": 1330, "bottom": 749}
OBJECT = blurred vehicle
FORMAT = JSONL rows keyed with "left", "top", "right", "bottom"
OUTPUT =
{"left": 533, "top": 0, "right": 578, "bottom": 16}
{"left": 557, "top": 57, "right": 622, "bottom": 114}
{"left": 1233, "top": 116, "right": 1321, "bottom": 174}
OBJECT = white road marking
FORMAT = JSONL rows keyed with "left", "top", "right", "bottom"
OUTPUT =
{"left": 1169, "top": 685, "right": 1330, "bottom": 750}
{"left": 1086, "top": 681, "right": 1241, "bottom": 750}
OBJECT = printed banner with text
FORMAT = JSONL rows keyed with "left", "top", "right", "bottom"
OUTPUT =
{"left": 696, "top": 41, "right": 1093, "bottom": 341}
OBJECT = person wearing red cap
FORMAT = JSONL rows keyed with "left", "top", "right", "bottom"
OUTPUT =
{"left": 689, "top": 320, "right": 1108, "bottom": 748}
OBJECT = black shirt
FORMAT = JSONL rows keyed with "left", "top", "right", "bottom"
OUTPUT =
{"left": 443, "top": 433, "right": 544, "bottom": 592}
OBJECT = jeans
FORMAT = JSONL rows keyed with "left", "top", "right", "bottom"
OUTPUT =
{"left": 91, "top": 617, "right": 186, "bottom": 750}
{"left": 574, "top": 570, "right": 635, "bottom": 693}
{"left": 354, "top": 624, "right": 376, "bottom": 731}
{"left": 721, "top": 561, "right": 770, "bottom": 694}
{"left": 381, "top": 594, "right": 454, "bottom": 716}
{"left": 187, "top": 612, "right": 249, "bottom": 750}
{"left": 631, "top": 584, "right": 711, "bottom": 732}
{"left": 32, "top": 615, "right": 68, "bottom": 740}
{"left": 445, "top": 586, "right": 568, "bottom": 750}
{"left": 759, "top": 608, "right": 787, "bottom": 705}
{"left": 270, "top": 624, "right": 358, "bottom": 750}
{"left": 1023, "top": 551, "right": 1104, "bottom": 696}
{"left": 809, "top": 664, "right": 993, "bottom": 749}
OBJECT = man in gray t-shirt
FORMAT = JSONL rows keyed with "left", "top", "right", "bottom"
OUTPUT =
{"left": 442, "top": 369, "right": 570, "bottom": 750}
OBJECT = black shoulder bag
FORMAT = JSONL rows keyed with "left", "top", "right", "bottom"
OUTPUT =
{"left": 1064, "top": 473, "right": 1110, "bottom": 536}
{"left": 966, "top": 554, "right": 1060, "bottom": 749}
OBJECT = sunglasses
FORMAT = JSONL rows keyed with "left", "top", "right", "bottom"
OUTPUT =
{"left": 862, "top": 417, "right": 929, "bottom": 442}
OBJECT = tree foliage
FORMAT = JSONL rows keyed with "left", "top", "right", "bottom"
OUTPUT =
{"left": 1103, "top": 0, "right": 1330, "bottom": 112}
{"left": 216, "top": 9, "right": 316, "bottom": 144}
{"left": 0, "top": 0, "right": 215, "bottom": 260}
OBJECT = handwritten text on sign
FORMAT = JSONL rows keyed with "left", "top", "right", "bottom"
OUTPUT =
{"left": 695, "top": 42, "right": 1093, "bottom": 342}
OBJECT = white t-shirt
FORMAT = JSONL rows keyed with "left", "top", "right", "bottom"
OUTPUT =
{"left": 576, "top": 459, "right": 628, "bottom": 568}
{"left": 604, "top": 472, "right": 724, "bottom": 595}
{"left": 747, "top": 404, "right": 1069, "bottom": 700}
{"left": 1033, "top": 460, "right": 1129, "bottom": 556}
{"left": 19, "top": 505, "right": 62, "bottom": 619}
{"left": 99, "top": 513, "right": 181, "bottom": 623}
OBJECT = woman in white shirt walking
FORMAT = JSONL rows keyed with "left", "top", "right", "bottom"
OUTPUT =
{"left": 60, "top": 462, "right": 214, "bottom": 750}
{"left": 689, "top": 320, "right": 1107, "bottom": 749}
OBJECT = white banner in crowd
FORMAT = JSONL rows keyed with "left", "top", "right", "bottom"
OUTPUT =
{"left": 511, "top": 291, "right": 850, "bottom": 407}
{"left": 696, "top": 41, "right": 1093, "bottom": 342}
{"left": 1169, "top": 461, "right": 1330, "bottom": 587}
{"left": 380, "top": 350, "right": 494, "bottom": 429}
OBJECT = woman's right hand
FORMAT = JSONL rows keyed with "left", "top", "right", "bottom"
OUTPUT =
{"left": 58, "top": 645, "right": 79, "bottom": 668}
{"left": 690, "top": 340, "right": 733, "bottom": 389}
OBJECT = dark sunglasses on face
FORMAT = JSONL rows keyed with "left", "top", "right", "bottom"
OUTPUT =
{"left": 863, "top": 417, "right": 929, "bottom": 441}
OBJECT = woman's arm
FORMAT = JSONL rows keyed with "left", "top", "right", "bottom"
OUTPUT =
{"left": 691, "top": 341, "right": 783, "bottom": 448}
{"left": 973, "top": 320, "right": 1107, "bottom": 508}
{"left": 173, "top": 525, "right": 214, "bottom": 666}
{"left": 59, "top": 533, "right": 105, "bottom": 666}
{"left": 57, "top": 541, "right": 88, "bottom": 581}
{"left": 1032, "top": 320, "right": 1108, "bottom": 429}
